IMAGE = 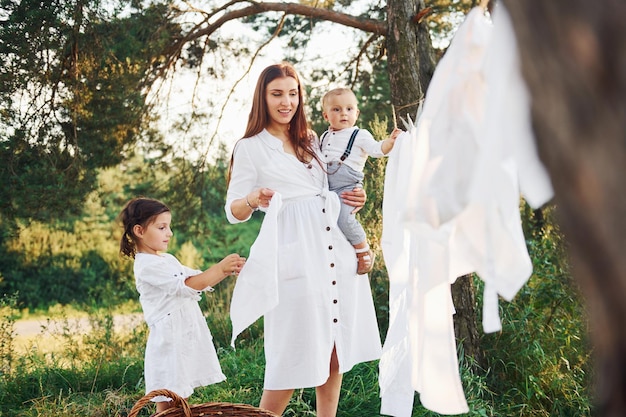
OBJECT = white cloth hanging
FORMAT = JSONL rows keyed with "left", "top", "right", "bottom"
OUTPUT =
{"left": 379, "top": 4, "right": 554, "bottom": 416}
{"left": 380, "top": 126, "right": 470, "bottom": 416}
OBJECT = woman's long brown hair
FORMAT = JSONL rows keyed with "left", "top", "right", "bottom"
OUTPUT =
{"left": 228, "top": 62, "right": 322, "bottom": 183}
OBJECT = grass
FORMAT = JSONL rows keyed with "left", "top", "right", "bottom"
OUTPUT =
{"left": 0, "top": 256, "right": 591, "bottom": 417}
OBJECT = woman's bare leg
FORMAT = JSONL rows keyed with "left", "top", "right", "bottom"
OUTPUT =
{"left": 260, "top": 389, "right": 294, "bottom": 415}
{"left": 315, "top": 347, "right": 343, "bottom": 417}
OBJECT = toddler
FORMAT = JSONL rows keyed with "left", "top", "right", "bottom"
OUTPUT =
{"left": 320, "top": 87, "right": 402, "bottom": 274}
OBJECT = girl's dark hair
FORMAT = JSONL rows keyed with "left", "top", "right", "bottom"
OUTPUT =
{"left": 228, "top": 62, "right": 322, "bottom": 183}
{"left": 118, "top": 197, "right": 170, "bottom": 258}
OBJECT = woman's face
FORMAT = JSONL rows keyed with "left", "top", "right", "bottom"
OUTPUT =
{"left": 265, "top": 76, "right": 299, "bottom": 128}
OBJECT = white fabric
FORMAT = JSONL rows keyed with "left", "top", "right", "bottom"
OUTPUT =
{"left": 380, "top": 128, "right": 469, "bottom": 416}
{"left": 404, "top": 6, "right": 493, "bottom": 229}
{"left": 380, "top": 5, "right": 554, "bottom": 416}
{"left": 226, "top": 129, "right": 382, "bottom": 390}
{"left": 320, "top": 126, "right": 386, "bottom": 172}
{"left": 134, "top": 253, "right": 225, "bottom": 400}
{"left": 229, "top": 192, "right": 283, "bottom": 342}
{"left": 481, "top": 5, "right": 554, "bottom": 209}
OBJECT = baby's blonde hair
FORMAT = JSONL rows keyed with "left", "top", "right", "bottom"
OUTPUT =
{"left": 321, "top": 87, "right": 358, "bottom": 111}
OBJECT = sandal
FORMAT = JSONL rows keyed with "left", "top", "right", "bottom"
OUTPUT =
{"left": 356, "top": 249, "right": 375, "bottom": 275}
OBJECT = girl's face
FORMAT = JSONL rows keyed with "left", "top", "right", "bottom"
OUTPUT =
{"left": 323, "top": 92, "right": 360, "bottom": 130}
{"left": 134, "top": 211, "right": 172, "bottom": 255}
{"left": 265, "top": 76, "right": 299, "bottom": 129}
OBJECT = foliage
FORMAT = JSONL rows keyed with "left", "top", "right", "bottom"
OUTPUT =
{"left": 0, "top": 1, "right": 592, "bottom": 416}
{"left": 0, "top": 307, "right": 146, "bottom": 417}
{"left": 423, "top": 0, "right": 477, "bottom": 47}
{"left": 0, "top": 294, "right": 18, "bottom": 377}
{"left": 0, "top": 208, "right": 135, "bottom": 310}
{"left": 480, "top": 203, "right": 592, "bottom": 416}
{"left": 0, "top": 149, "right": 261, "bottom": 311}
{"left": 0, "top": 0, "right": 178, "bottom": 221}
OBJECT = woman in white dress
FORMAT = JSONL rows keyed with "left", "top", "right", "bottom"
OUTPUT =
{"left": 225, "top": 63, "right": 382, "bottom": 417}
{"left": 119, "top": 197, "right": 246, "bottom": 414}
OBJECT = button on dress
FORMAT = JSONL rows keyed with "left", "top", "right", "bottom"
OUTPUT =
{"left": 226, "top": 129, "right": 382, "bottom": 390}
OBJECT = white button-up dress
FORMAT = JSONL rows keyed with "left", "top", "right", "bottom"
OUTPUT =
{"left": 225, "top": 129, "right": 382, "bottom": 390}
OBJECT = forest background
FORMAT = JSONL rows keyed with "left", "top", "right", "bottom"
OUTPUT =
{"left": 0, "top": 0, "right": 591, "bottom": 416}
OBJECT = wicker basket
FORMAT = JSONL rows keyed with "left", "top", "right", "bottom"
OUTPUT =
{"left": 128, "top": 389, "right": 280, "bottom": 417}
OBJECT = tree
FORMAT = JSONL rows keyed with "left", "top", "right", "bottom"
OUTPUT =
{"left": 504, "top": 0, "right": 626, "bottom": 415}
{"left": 0, "top": 0, "right": 179, "bottom": 221}
{"left": 0, "top": 0, "right": 484, "bottom": 371}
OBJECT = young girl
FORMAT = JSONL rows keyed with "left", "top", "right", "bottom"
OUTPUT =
{"left": 119, "top": 197, "right": 245, "bottom": 413}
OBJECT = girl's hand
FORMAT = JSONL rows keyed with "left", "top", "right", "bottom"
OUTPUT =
{"left": 341, "top": 187, "right": 367, "bottom": 214}
{"left": 220, "top": 253, "right": 246, "bottom": 277}
{"left": 185, "top": 254, "right": 246, "bottom": 289}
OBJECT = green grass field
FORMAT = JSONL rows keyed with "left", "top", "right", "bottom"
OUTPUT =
{"left": 0, "top": 289, "right": 591, "bottom": 417}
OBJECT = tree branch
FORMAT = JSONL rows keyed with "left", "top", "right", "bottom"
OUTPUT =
{"left": 158, "top": 1, "right": 386, "bottom": 75}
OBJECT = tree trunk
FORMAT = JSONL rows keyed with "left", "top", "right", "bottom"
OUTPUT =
{"left": 504, "top": 1, "right": 626, "bottom": 415}
{"left": 386, "top": 0, "right": 482, "bottom": 367}
{"left": 452, "top": 275, "right": 485, "bottom": 369}
{"left": 386, "top": 0, "right": 436, "bottom": 121}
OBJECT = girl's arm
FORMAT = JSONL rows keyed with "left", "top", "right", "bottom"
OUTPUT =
{"left": 185, "top": 253, "right": 246, "bottom": 290}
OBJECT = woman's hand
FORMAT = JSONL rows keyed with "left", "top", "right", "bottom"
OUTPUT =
{"left": 252, "top": 187, "right": 275, "bottom": 209}
{"left": 232, "top": 187, "right": 275, "bottom": 221}
{"left": 340, "top": 187, "right": 367, "bottom": 214}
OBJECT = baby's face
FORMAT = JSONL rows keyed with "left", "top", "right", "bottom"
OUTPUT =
{"left": 323, "top": 93, "right": 360, "bottom": 130}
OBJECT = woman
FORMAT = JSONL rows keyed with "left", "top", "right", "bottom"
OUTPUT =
{"left": 225, "top": 62, "right": 382, "bottom": 416}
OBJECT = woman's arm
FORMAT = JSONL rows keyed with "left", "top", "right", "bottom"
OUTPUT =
{"left": 229, "top": 193, "right": 259, "bottom": 221}
{"left": 229, "top": 188, "right": 275, "bottom": 221}
{"left": 225, "top": 142, "right": 260, "bottom": 223}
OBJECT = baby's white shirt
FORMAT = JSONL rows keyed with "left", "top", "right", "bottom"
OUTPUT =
{"left": 320, "top": 126, "right": 386, "bottom": 172}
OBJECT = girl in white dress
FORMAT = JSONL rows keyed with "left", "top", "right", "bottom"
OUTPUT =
{"left": 225, "top": 63, "right": 382, "bottom": 417}
{"left": 119, "top": 197, "right": 246, "bottom": 414}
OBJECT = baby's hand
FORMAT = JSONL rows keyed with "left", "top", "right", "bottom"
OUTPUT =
{"left": 220, "top": 253, "right": 246, "bottom": 277}
{"left": 390, "top": 127, "right": 403, "bottom": 140}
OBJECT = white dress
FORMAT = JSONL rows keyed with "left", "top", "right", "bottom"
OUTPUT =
{"left": 225, "top": 129, "right": 382, "bottom": 390}
{"left": 134, "top": 253, "right": 226, "bottom": 400}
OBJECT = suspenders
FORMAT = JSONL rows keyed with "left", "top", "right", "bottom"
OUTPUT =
{"left": 320, "top": 128, "right": 360, "bottom": 161}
